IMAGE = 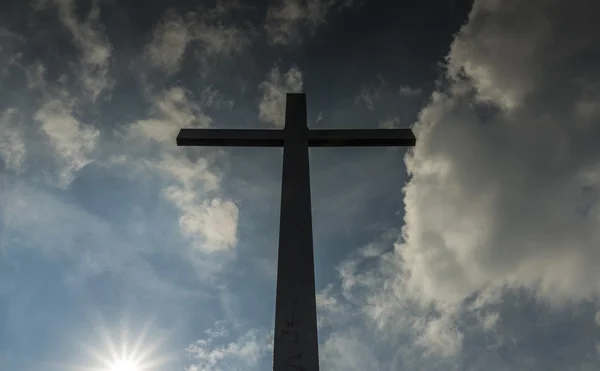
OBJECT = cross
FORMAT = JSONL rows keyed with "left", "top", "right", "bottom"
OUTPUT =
{"left": 176, "top": 93, "right": 415, "bottom": 371}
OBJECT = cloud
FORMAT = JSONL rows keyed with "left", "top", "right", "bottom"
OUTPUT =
{"left": 123, "top": 86, "right": 212, "bottom": 144}
{"left": 154, "top": 153, "right": 236, "bottom": 253}
{"left": 316, "top": 283, "right": 352, "bottom": 329}
{"left": 265, "top": 0, "right": 358, "bottom": 45}
{"left": 399, "top": 0, "right": 600, "bottom": 309}
{"left": 156, "top": 153, "right": 220, "bottom": 191}
{"left": 200, "top": 86, "right": 234, "bottom": 110}
{"left": 117, "top": 86, "right": 239, "bottom": 254}
{"left": 2, "top": 25, "right": 103, "bottom": 189}
{"left": 34, "top": 0, "right": 114, "bottom": 101}
{"left": 145, "top": 10, "right": 192, "bottom": 74}
{"left": 258, "top": 65, "right": 303, "bottom": 128}
{"left": 0, "top": 182, "right": 194, "bottom": 298}
{"left": 398, "top": 85, "right": 422, "bottom": 97}
{"left": 481, "top": 312, "right": 500, "bottom": 331}
{"left": 0, "top": 28, "right": 25, "bottom": 75}
{"left": 379, "top": 116, "right": 401, "bottom": 129}
{"left": 24, "top": 61, "right": 46, "bottom": 89}
{"left": 4, "top": 52, "right": 46, "bottom": 90}
{"left": 145, "top": 2, "right": 251, "bottom": 75}
{"left": 354, "top": 75, "right": 385, "bottom": 111}
{"left": 314, "top": 2, "right": 600, "bottom": 363}
{"left": 319, "top": 329, "right": 382, "bottom": 371}
{"left": 0, "top": 109, "right": 26, "bottom": 172}
{"left": 413, "top": 315, "right": 464, "bottom": 357}
{"left": 338, "top": 0, "right": 600, "bottom": 359}
{"left": 0, "top": 27, "right": 24, "bottom": 41}
{"left": 185, "top": 321, "right": 272, "bottom": 371}
{"left": 164, "top": 185, "right": 239, "bottom": 253}
{"left": 33, "top": 95, "right": 100, "bottom": 188}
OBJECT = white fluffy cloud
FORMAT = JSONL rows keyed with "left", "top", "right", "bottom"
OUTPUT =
{"left": 185, "top": 321, "right": 272, "bottom": 371}
{"left": 34, "top": 0, "right": 114, "bottom": 101}
{"left": 119, "top": 86, "right": 239, "bottom": 253}
{"left": 379, "top": 116, "right": 401, "bottom": 129}
{"left": 480, "top": 311, "right": 499, "bottom": 331}
{"left": 319, "top": 329, "right": 382, "bottom": 371}
{"left": 265, "top": 0, "right": 357, "bottom": 45}
{"left": 398, "top": 85, "right": 422, "bottom": 97}
{"left": 400, "top": 0, "right": 600, "bottom": 310}
{"left": 0, "top": 109, "right": 26, "bottom": 171}
{"left": 145, "top": 10, "right": 192, "bottom": 74}
{"left": 156, "top": 153, "right": 220, "bottom": 191}
{"left": 413, "top": 315, "right": 464, "bottom": 357}
{"left": 164, "top": 185, "right": 239, "bottom": 252}
{"left": 258, "top": 66, "right": 303, "bottom": 128}
{"left": 0, "top": 183, "right": 191, "bottom": 297}
{"left": 145, "top": 2, "right": 251, "bottom": 75}
{"left": 354, "top": 75, "right": 385, "bottom": 111}
{"left": 318, "top": 0, "right": 600, "bottom": 360}
{"left": 2, "top": 4, "right": 108, "bottom": 187}
{"left": 34, "top": 96, "right": 100, "bottom": 188}
{"left": 124, "top": 86, "right": 212, "bottom": 144}
{"left": 155, "top": 153, "right": 237, "bottom": 253}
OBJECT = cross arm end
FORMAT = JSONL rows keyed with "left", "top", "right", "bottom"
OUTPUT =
{"left": 307, "top": 128, "right": 416, "bottom": 147}
{"left": 176, "top": 128, "right": 285, "bottom": 147}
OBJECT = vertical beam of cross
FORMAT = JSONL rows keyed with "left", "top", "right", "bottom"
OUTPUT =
{"left": 176, "top": 93, "right": 416, "bottom": 371}
{"left": 272, "top": 94, "right": 319, "bottom": 371}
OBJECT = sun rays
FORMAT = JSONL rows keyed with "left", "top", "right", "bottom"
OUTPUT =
{"left": 109, "top": 358, "right": 139, "bottom": 371}
{"left": 60, "top": 307, "right": 180, "bottom": 371}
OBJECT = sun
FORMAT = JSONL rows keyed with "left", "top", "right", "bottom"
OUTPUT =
{"left": 67, "top": 309, "right": 179, "bottom": 371}
{"left": 110, "top": 358, "right": 140, "bottom": 371}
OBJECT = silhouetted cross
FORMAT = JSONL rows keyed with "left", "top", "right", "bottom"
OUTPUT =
{"left": 176, "top": 93, "right": 415, "bottom": 371}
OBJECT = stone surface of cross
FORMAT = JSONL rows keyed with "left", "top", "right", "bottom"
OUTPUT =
{"left": 176, "top": 93, "right": 416, "bottom": 371}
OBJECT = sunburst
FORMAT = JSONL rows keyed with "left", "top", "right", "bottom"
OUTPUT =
{"left": 109, "top": 358, "right": 140, "bottom": 371}
{"left": 58, "top": 307, "right": 179, "bottom": 371}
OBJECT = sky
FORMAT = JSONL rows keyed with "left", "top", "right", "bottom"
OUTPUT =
{"left": 1, "top": 0, "right": 600, "bottom": 370}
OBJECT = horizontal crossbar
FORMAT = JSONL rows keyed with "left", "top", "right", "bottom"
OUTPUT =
{"left": 176, "top": 128, "right": 416, "bottom": 147}
{"left": 307, "top": 129, "right": 415, "bottom": 147}
{"left": 177, "top": 129, "right": 285, "bottom": 147}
